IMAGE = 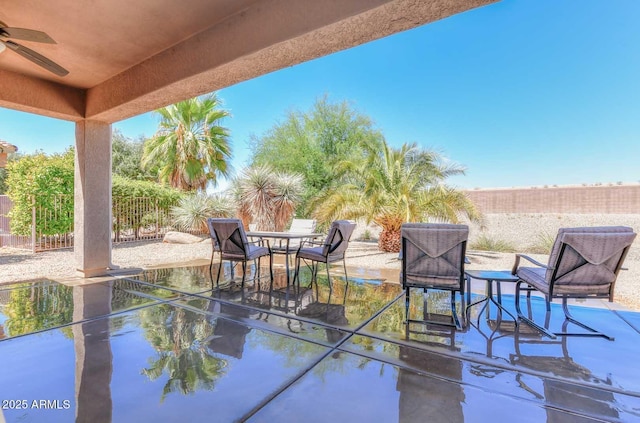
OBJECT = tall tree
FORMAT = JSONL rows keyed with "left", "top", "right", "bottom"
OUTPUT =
{"left": 142, "top": 93, "right": 232, "bottom": 192}
{"left": 0, "top": 152, "right": 21, "bottom": 195}
{"left": 112, "top": 129, "right": 153, "bottom": 180}
{"left": 250, "top": 96, "right": 382, "bottom": 214}
{"left": 312, "top": 140, "right": 482, "bottom": 252}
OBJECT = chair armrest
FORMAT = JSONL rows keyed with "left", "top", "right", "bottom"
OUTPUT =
{"left": 300, "top": 239, "right": 326, "bottom": 248}
{"left": 512, "top": 253, "right": 550, "bottom": 275}
{"left": 247, "top": 238, "right": 270, "bottom": 249}
{"left": 296, "top": 238, "right": 328, "bottom": 255}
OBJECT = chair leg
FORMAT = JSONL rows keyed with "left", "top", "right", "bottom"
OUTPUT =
{"left": 516, "top": 282, "right": 613, "bottom": 340}
{"left": 560, "top": 299, "right": 614, "bottom": 340}
{"left": 325, "top": 262, "right": 333, "bottom": 294}
{"left": 515, "top": 280, "right": 557, "bottom": 339}
{"left": 241, "top": 261, "right": 247, "bottom": 288}
{"left": 342, "top": 259, "right": 349, "bottom": 304}
{"left": 256, "top": 257, "right": 261, "bottom": 283}
{"left": 292, "top": 256, "right": 301, "bottom": 287}
{"left": 450, "top": 291, "right": 462, "bottom": 330}
{"left": 209, "top": 250, "right": 215, "bottom": 282}
{"left": 313, "top": 264, "right": 319, "bottom": 298}
{"left": 423, "top": 288, "right": 428, "bottom": 317}
{"left": 215, "top": 255, "right": 223, "bottom": 289}
{"left": 465, "top": 274, "right": 471, "bottom": 306}
{"left": 405, "top": 286, "right": 411, "bottom": 323}
{"left": 269, "top": 253, "right": 274, "bottom": 287}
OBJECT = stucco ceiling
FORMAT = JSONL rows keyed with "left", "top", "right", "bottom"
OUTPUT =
{"left": 0, "top": 0, "right": 496, "bottom": 123}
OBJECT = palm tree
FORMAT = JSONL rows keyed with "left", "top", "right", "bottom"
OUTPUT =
{"left": 312, "top": 140, "right": 482, "bottom": 252}
{"left": 142, "top": 93, "right": 232, "bottom": 191}
{"left": 232, "top": 165, "right": 303, "bottom": 231}
{"left": 140, "top": 304, "right": 228, "bottom": 402}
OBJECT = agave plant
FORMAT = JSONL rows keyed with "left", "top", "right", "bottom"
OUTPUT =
{"left": 170, "top": 193, "right": 235, "bottom": 233}
{"left": 232, "top": 166, "right": 303, "bottom": 231}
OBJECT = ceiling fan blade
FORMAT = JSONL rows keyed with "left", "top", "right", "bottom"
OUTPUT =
{"left": 4, "top": 41, "right": 68, "bottom": 76}
{"left": 0, "top": 27, "right": 56, "bottom": 44}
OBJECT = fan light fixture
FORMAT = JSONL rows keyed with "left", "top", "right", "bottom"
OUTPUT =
{"left": 0, "top": 22, "right": 68, "bottom": 76}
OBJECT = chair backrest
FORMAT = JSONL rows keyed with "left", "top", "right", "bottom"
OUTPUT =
{"left": 206, "top": 218, "right": 220, "bottom": 251}
{"left": 322, "top": 220, "right": 356, "bottom": 258}
{"left": 207, "top": 218, "right": 250, "bottom": 258}
{"left": 546, "top": 226, "right": 636, "bottom": 287}
{"left": 401, "top": 223, "right": 468, "bottom": 282}
{"left": 288, "top": 219, "right": 317, "bottom": 233}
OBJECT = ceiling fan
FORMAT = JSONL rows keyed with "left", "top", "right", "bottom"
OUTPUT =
{"left": 0, "top": 20, "right": 69, "bottom": 77}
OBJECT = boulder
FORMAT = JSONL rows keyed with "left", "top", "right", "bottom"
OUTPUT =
{"left": 163, "top": 231, "right": 204, "bottom": 244}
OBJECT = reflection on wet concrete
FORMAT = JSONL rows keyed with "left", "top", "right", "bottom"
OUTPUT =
{"left": 0, "top": 279, "right": 168, "bottom": 339}
{"left": 348, "top": 294, "right": 640, "bottom": 421}
{"left": 1, "top": 266, "right": 640, "bottom": 422}
{"left": 73, "top": 284, "right": 112, "bottom": 423}
{"left": 397, "top": 344, "right": 464, "bottom": 422}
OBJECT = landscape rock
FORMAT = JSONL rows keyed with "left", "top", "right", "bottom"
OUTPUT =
{"left": 163, "top": 231, "right": 204, "bottom": 244}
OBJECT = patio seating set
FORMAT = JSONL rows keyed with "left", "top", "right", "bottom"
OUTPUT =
{"left": 206, "top": 217, "right": 357, "bottom": 292}
{"left": 207, "top": 217, "right": 636, "bottom": 342}
{"left": 401, "top": 223, "right": 636, "bottom": 340}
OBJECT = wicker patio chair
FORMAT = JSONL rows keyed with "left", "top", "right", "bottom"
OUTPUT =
{"left": 512, "top": 226, "right": 636, "bottom": 340}
{"left": 400, "top": 223, "right": 469, "bottom": 330}
{"left": 271, "top": 218, "right": 318, "bottom": 255}
{"left": 207, "top": 218, "right": 273, "bottom": 288}
{"left": 292, "top": 220, "right": 356, "bottom": 292}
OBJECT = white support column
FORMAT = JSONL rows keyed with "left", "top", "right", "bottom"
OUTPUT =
{"left": 74, "top": 120, "right": 112, "bottom": 277}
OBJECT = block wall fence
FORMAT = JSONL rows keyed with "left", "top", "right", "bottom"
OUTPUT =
{"left": 464, "top": 185, "right": 640, "bottom": 214}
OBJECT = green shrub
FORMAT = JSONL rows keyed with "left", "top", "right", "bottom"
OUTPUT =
{"left": 526, "top": 230, "right": 555, "bottom": 254}
{"left": 6, "top": 154, "right": 183, "bottom": 239}
{"left": 470, "top": 234, "right": 516, "bottom": 253}
{"left": 360, "top": 229, "right": 373, "bottom": 241}
{"left": 6, "top": 150, "right": 75, "bottom": 236}
{"left": 170, "top": 193, "right": 235, "bottom": 233}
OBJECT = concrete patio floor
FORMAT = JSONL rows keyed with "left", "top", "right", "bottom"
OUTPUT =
{"left": 1, "top": 264, "right": 639, "bottom": 422}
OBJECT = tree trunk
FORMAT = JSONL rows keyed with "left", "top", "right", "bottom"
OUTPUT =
{"left": 378, "top": 227, "right": 401, "bottom": 253}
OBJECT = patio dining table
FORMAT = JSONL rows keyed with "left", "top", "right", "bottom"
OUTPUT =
{"left": 247, "top": 231, "right": 323, "bottom": 285}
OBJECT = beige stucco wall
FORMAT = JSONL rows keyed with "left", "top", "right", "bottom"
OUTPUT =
{"left": 464, "top": 185, "right": 640, "bottom": 214}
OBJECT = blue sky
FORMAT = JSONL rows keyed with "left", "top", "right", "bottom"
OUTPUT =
{"left": 1, "top": 0, "right": 639, "bottom": 189}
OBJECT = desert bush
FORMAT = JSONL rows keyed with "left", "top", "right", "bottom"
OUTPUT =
{"left": 526, "top": 230, "right": 556, "bottom": 254}
{"left": 170, "top": 193, "right": 235, "bottom": 233}
{"left": 360, "top": 229, "right": 373, "bottom": 241}
{"left": 470, "top": 234, "right": 516, "bottom": 253}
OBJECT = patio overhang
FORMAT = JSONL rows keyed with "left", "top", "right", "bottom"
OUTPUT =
{"left": 0, "top": 0, "right": 496, "bottom": 123}
{"left": 0, "top": 0, "right": 497, "bottom": 277}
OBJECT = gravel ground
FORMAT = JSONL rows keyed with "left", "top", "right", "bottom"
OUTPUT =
{"left": 1, "top": 213, "right": 639, "bottom": 310}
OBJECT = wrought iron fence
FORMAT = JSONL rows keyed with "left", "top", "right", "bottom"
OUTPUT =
{"left": 0, "top": 195, "right": 31, "bottom": 250}
{"left": 34, "top": 194, "right": 73, "bottom": 250}
{"left": 0, "top": 195, "right": 186, "bottom": 252}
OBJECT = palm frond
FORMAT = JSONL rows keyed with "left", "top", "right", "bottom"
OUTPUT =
{"left": 142, "top": 93, "right": 232, "bottom": 192}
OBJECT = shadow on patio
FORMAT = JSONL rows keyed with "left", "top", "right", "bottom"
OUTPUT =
{"left": 1, "top": 263, "right": 639, "bottom": 422}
